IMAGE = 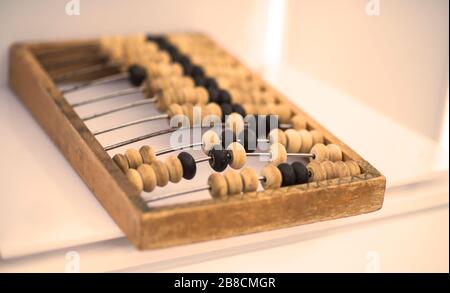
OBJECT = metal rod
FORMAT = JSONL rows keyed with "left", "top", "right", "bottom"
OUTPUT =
{"left": 104, "top": 127, "right": 178, "bottom": 151}
{"left": 82, "top": 98, "right": 156, "bottom": 121}
{"left": 156, "top": 142, "right": 203, "bottom": 156}
{"left": 145, "top": 185, "right": 210, "bottom": 203}
{"left": 71, "top": 85, "right": 144, "bottom": 107}
{"left": 195, "top": 157, "right": 210, "bottom": 164}
{"left": 93, "top": 113, "right": 168, "bottom": 135}
{"left": 61, "top": 72, "right": 128, "bottom": 94}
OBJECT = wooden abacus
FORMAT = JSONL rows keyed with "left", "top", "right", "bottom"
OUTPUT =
{"left": 9, "top": 33, "right": 386, "bottom": 250}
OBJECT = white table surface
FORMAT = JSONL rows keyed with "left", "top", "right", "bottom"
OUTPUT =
{"left": 0, "top": 65, "right": 448, "bottom": 272}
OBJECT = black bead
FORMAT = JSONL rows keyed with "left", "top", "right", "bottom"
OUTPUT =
{"left": 220, "top": 103, "right": 234, "bottom": 122}
{"left": 237, "top": 128, "right": 257, "bottom": 153}
{"left": 190, "top": 65, "right": 205, "bottom": 78}
{"left": 127, "top": 64, "right": 147, "bottom": 87}
{"left": 207, "top": 87, "right": 220, "bottom": 103}
{"left": 208, "top": 147, "right": 229, "bottom": 172}
{"left": 292, "top": 162, "right": 309, "bottom": 184}
{"left": 146, "top": 34, "right": 165, "bottom": 43}
{"left": 244, "top": 115, "right": 258, "bottom": 135}
{"left": 217, "top": 89, "right": 232, "bottom": 104}
{"left": 203, "top": 77, "right": 218, "bottom": 89}
{"left": 278, "top": 163, "right": 296, "bottom": 187}
{"left": 221, "top": 129, "right": 236, "bottom": 149}
{"left": 193, "top": 75, "right": 205, "bottom": 86}
{"left": 177, "top": 152, "right": 197, "bottom": 180}
{"left": 232, "top": 104, "right": 246, "bottom": 117}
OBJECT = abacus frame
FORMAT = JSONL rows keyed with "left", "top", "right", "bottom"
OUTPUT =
{"left": 9, "top": 35, "right": 386, "bottom": 250}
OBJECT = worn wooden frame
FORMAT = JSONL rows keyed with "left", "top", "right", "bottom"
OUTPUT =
{"left": 8, "top": 35, "right": 386, "bottom": 250}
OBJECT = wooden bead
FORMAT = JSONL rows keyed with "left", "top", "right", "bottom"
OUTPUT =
{"left": 307, "top": 161, "right": 327, "bottom": 182}
{"left": 155, "top": 89, "right": 174, "bottom": 112}
{"left": 310, "top": 130, "right": 324, "bottom": 145}
{"left": 345, "top": 160, "right": 361, "bottom": 176}
{"left": 321, "top": 161, "right": 337, "bottom": 179}
{"left": 167, "top": 103, "right": 184, "bottom": 118}
{"left": 226, "top": 113, "right": 245, "bottom": 133}
{"left": 285, "top": 129, "right": 302, "bottom": 153}
{"left": 240, "top": 167, "right": 258, "bottom": 193}
{"left": 206, "top": 103, "right": 222, "bottom": 119}
{"left": 181, "top": 87, "right": 196, "bottom": 104}
{"left": 208, "top": 173, "right": 228, "bottom": 199}
{"left": 113, "top": 153, "right": 129, "bottom": 173}
{"left": 269, "top": 143, "right": 287, "bottom": 166}
{"left": 334, "top": 161, "right": 351, "bottom": 177}
{"left": 275, "top": 104, "right": 292, "bottom": 123}
{"left": 327, "top": 144, "right": 343, "bottom": 162}
{"left": 309, "top": 143, "right": 330, "bottom": 162}
{"left": 290, "top": 115, "right": 307, "bottom": 130}
{"left": 202, "top": 130, "right": 220, "bottom": 154}
{"left": 261, "top": 164, "right": 282, "bottom": 189}
{"left": 268, "top": 128, "right": 287, "bottom": 147}
{"left": 125, "top": 169, "right": 143, "bottom": 194}
{"left": 139, "top": 145, "right": 156, "bottom": 165}
{"left": 181, "top": 104, "right": 194, "bottom": 125}
{"left": 243, "top": 104, "right": 255, "bottom": 115}
{"left": 125, "top": 148, "right": 143, "bottom": 169}
{"left": 164, "top": 156, "right": 183, "bottom": 183}
{"left": 227, "top": 142, "right": 247, "bottom": 169}
{"left": 195, "top": 87, "right": 209, "bottom": 105}
{"left": 224, "top": 170, "right": 243, "bottom": 196}
{"left": 137, "top": 164, "right": 157, "bottom": 192}
{"left": 151, "top": 160, "right": 170, "bottom": 187}
{"left": 298, "top": 129, "right": 313, "bottom": 153}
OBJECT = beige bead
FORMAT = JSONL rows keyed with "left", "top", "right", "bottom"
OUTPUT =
{"left": 171, "top": 63, "right": 183, "bottom": 76}
{"left": 195, "top": 87, "right": 209, "bottom": 105}
{"left": 269, "top": 143, "right": 287, "bottom": 166}
{"left": 164, "top": 156, "right": 183, "bottom": 183}
{"left": 290, "top": 115, "right": 307, "bottom": 130}
{"left": 226, "top": 113, "right": 245, "bottom": 134}
{"left": 206, "top": 103, "right": 222, "bottom": 119}
{"left": 261, "top": 164, "right": 282, "bottom": 189}
{"left": 310, "top": 130, "right": 324, "bottom": 145}
{"left": 167, "top": 103, "right": 184, "bottom": 118}
{"left": 139, "top": 145, "right": 156, "bottom": 165}
{"left": 321, "top": 161, "right": 338, "bottom": 179}
{"left": 268, "top": 128, "right": 287, "bottom": 147}
{"left": 240, "top": 167, "right": 258, "bottom": 193}
{"left": 276, "top": 104, "right": 292, "bottom": 123}
{"left": 309, "top": 143, "right": 330, "bottom": 162}
{"left": 243, "top": 104, "right": 255, "bottom": 115}
{"left": 307, "top": 161, "right": 327, "bottom": 182}
{"left": 224, "top": 170, "right": 243, "bottom": 196}
{"left": 155, "top": 89, "right": 174, "bottom": 112}
{"left": 113, "top": 153, "right": 129, "bottom": 173}
{"left": 181, "top": 87, "right": 196, "bottom": 104}
{"left": 125, "top": 148, "right": 143, "bottom": 169}
{"left": 345, "top": 160, "right": 361, "bottom": 176}
{"left": 299, "top": 129, "right": 314, "bottom": 153}
{"left": 227, "top": 142, "right": 247, "bottom": 169}
{"left": 137, "top": 164, "right": 157, "bottom": 192}
{"left": 334, "top": 161, "right": 351, "bottom": 178}
{"left": 208, "top": 173, "right": 228, "bottom": 199}
{"left": 285, "top": 129, "right": 302, "bottom": 153}
{"left": 181, "top": 104, "right": 194, "bottom": 125}
{"left": 327, "top": 144, "right": 343, "bottom": 162}
{"left": 125, "top": 169, "right": 143, "bottom": 194}
{"left": 229, "top": 89, "right": 244, "bottom": 104}
{"left": 202, "top": 130, "right": 220, "bottom": 154}
{"left": 151, "top": 160, "right": 170, "bottom": 187}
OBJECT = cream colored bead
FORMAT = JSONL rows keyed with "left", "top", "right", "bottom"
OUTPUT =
{"left": 307, "top": 161, "right": 327, "bottom": 182}
{"left": 181, "top": 104, "right": 194, "bottom": 125}
{"left": 151, "top": 160, "right": 170, "bottom": 187}
{"left": 164, "top": 156, "right": 183, "bottom": 183}
{"left": 113, "top": 153, "right": 129, "bottom": 173}
{"left": 268, "top": 128, "right": 287, "bottom": 147}
{"left": 137, "top": 164, "right": 157, "bottom": 192}
{"left": 285, "top": 129, "right": 302, "bottom": 153}
{"left": 327, "top": 144, "right": 343, "bottom": 162}
{"left": 345, "top": 160, "right": 361, "bottom": 176}
{"left": 226, "top": 113, "right": 245, "bottom": 134}
{"left": 125, "top": 148, "right": 143, "bottom": 169}
{"left": 290, "top": 115, "right": 307, "bottom": 130}
{"left": 334, "top": 161, "right": 351, "bottom": 177}
{"left": 321, "top": 161, "right": 338, "bottom": 179}
{"left": 139, "top": 145, "right": 156, "bottom": 165}
{"left": 240, "top": 167, "right": 258, "bottom": 193}
{"left": 310, "top": 130, "right": 324, "bottom": 145}
{"left": 227, "top": 142, "right": 247, "bottom": 169}
{"left": 276, "top": 104, "right": 292, "bottom": 123}
{"left": 202, "top": 130, "right": 220, "bottom": 154}
{"left": 126, "top": 169, "right": 143, "bottom": 194}
{"left": 298, "top": 129, "right": 314, "bottom": 153}
{"left": 195, "top": 87, "right": 209, "bottom": 105}
{"left": 261, "top": 164, "right": 282, "bottom": 189}
{"left": 206, "top": 103, "right": 222, "bottom": 119}
{"left": 309, "top": 143, "right": 330, "bottom": 162}
{"left": 167, "top": 103, "right": 184, "bottom": 118}
{"left": 208, "top": 173, "right": 228, "bottom": 199}
{"left": 224, "top": 170, "right": 243, "bottom": 196}
{"left": 269, "top": 143, "right": 287, "bottom": 166}
{"left": 181, "top": 87, "right": 196, "bottom": 104}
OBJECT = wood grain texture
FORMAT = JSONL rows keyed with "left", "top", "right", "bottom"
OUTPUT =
{"left": 8, "top": 35, "right": 386, "bottom": 250}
